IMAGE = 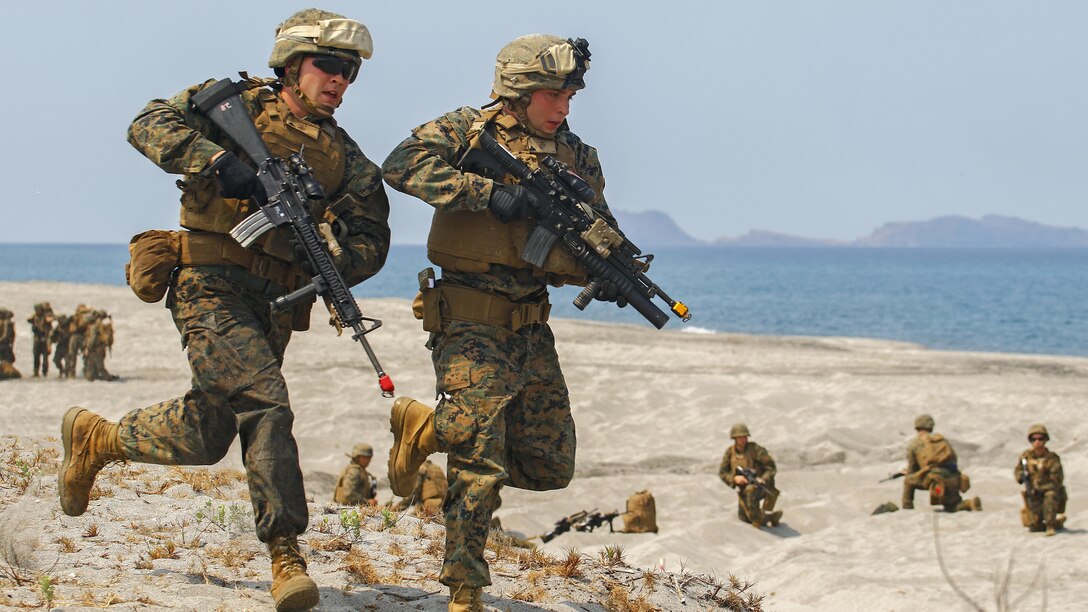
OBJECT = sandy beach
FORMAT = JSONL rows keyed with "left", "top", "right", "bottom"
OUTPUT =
{"left": 0, "top": 280, "right": 1083, "bottom": 611}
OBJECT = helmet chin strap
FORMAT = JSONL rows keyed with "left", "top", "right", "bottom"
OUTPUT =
{"left": 503, "top": 95, "right": 553, "bottom": 139}
{"left": 283, "top": 59, "right": 337, "bottom": 119}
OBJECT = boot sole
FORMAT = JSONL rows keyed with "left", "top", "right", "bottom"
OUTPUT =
{"left": 388, "top": 397, "right": 413, "bottom": 497}
{"left": 58, "top": 406, "right": 88, "bottom": 516}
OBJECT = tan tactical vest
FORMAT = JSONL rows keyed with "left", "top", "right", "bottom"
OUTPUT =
{"left": 178, "top": 88, "right": 346, "bottom": 263}
{"left": 620, "top": 490, "right": 658, "bottom": 533}
{"left": 426, "top": 107, "right": 586, "bottom": 281}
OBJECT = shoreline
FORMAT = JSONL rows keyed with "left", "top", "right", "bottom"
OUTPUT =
{"left": 3, "top": 279, "right": 1086, "bottom": 362}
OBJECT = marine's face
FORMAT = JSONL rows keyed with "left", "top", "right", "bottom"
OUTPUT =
{"left": 1030, "top": 435, "right": 1047, "bottom": 452}
{"left": 292, "top": 55, "right": 352, "bottom": 116}
{"left": 356, "top": 455, "right": 372, "bottom": 468}
{"left": 734, "top": 435, "right": 748, "bottom": 451}
{"left": 525, "top": 88, "right": 576, "bottom": 135}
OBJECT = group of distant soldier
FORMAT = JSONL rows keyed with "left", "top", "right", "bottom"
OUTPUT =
{"left": 0, "top": 302, "right": 118, "bottom": 382}
{"left": 720, "top": 416, "right": 1068, "bottom": 537}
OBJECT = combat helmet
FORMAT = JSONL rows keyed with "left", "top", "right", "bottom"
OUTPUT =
{"left": 269, "top": 8, "right": 373, "bottom": 83}
{"left": 729, "top": 423, "right": 750, "bottom": 439}
{"left": 914, "top": 414, "right": 935, "bottom": 431}
{"left": 348, "top": 443, "right": 374, "bottom": 459}
{"left": 1027, "top": 424, "right": 1049, "bottom": 441}
{"left": 492, "top": 34, "right": 590, "bottom": 100}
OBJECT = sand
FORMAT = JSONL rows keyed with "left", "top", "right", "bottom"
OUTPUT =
{"left": 0, "top": 280, "right": 1083, "bottom": 611}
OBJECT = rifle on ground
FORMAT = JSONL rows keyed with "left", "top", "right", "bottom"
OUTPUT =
{"left": 459, "top": 131, "right": 691, "bottom": 330}
{"left": 192, "top": 79, "right": 393, "bottom": 397}
{"left": 879, "top": 472, "right": 906, "bottom": 483}
{"left": 538, "top": 508, "right": 621, "bottom": 543}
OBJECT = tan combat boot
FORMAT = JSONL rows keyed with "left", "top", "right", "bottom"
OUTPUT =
{"left": 268, "top": 536, "right": 319, "bottom": 611}
{"left": 388, "top": 397, "right": 439, "bottom": 497}
{"left": 58, "top": 407, "right": 126, "bottom": 516}
{"left": 449, "top": 584, "right": 483, "bottom": 612}
{"left": 767, "top": 510, "right": 783, "bottom": 527}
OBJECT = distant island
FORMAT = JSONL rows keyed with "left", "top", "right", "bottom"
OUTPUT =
{"left": 611, "top": 211, "right": 1088, "bottom": 248}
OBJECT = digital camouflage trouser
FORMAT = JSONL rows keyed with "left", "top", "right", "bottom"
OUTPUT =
{"left": 432, "top": 320, "right": 575, "bottom": 589}
{"left": 32, "top": 335, "right": 50, "bottom": 376}
{"left": 117, "top": 266, "right": 308, "bottom": 542}
{"left": 737, "top": 484, "right": 767, "bottom": 524}
{"left": 1023, "top": 488, "right": 1065, "bottom": 530}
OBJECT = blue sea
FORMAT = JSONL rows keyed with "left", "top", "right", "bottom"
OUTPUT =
{"left": 1, "top": 243, "right": 1085, "bottom": 358}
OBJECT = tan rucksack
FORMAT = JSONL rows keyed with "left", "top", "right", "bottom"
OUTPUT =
{"left": 917, "top": 433, "right": 956, "bottom": 469}
{"left": 620, "top": 490, "right": 658, "bottom": 534}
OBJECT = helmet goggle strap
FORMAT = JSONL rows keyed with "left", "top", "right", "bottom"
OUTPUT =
{"left": 277, "top": 18, "right": 374, "bottom": 59}
{"left": 501, "top": 38, "right": 590, "bottom": 87}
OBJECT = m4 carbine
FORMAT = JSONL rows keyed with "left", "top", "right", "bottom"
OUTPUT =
{"left": 459, "top": 131, "right": 691, "bottom": 330}
{"left": 539, "top": 508, "right": 620, "bottom": 543}
{"left": 192, "top": 79, "right": 393, "bottom": 397}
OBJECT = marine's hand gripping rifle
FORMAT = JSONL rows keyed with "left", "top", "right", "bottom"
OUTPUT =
{"left": 459, "top": 131, "right": 691, "bottom": 329}
{"left": 192, "top": 79, "right": 394, "bottom": 397}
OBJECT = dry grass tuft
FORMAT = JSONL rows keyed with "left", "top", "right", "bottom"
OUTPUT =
{"left": 88, "top": 482, "right": 113, "bottom": 500}
{"left": 341, "top": 549, "right": 382, "bottom": 585}
{"left": 171, "top": 467, "right": 248, "bottom": 498}
{"left": 310, "top": 536, "right": 352, "bottom": 552}
{"left": 82, "top": 523, "right": 99, "bottom": 538}
{"left": 516, "top": 546, "right": 555, "bottom": 572}
{"left": 148, "top": 540, "right": 179, "bottom": 560}
{"left": 423, "top": 538, "right": 444, "bottom": 557}
{"left": 54, "top": 536, "right": 78, "bottom": 553}
{"left": 205, "top": 542, "right": 257, "bottom": 569}
{"left": 604, "top": 580, "right": 656, "bottom": 612}
{"left": 554, "top": 547, "right": 584, "bottom": 579}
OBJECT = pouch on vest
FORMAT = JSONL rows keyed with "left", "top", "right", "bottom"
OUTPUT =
{"left": 959, "top": 472, "right": 971, "bottom": 493}
{"left": 126, "top": 230, "right": 181, "bottom": 303}
{"left": 413, "top": 267, "right": 442, "bottom": 332}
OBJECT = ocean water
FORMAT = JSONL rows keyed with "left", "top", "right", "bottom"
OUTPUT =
{"left": 2, "top": 243, "right": 1085, "bottom": 358}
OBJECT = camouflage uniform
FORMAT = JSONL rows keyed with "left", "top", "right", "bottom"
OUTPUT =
{"left": 1016, "top": 448, "right": 1066, "bottom": 532}
{"left": 27, "top": 302, "right": 55, "bottom": 377}
{"left": 1015, "top": 425, "right": 1066, "bottom": 534}
{"left": 902, "top": 427, "right": 979, "bottom": 512}
{"left": 0, "top": 309, "right": 20, "bottom": 379}
{"left": 65, "top": 305, "right": 91, "bottom": 379}
{"left": 83, "top": 313, "right": 118, "bottom": 382}
{"left": 393, "top": 459, "right": 448, "bottom": 512}
{"left": 50, "top": 314, "right": 70, "bottom": 377}
{"left": 720, "top": 441, "right": 778, "bottom": 525}
{"left": 116, "top": 64, "right": 389, "bottom": 544}
{"left": 382, "top": 36, "right": 607, "bottom": 591}
{"left": 334, "top": 444, "right": 378, "bottom": 506}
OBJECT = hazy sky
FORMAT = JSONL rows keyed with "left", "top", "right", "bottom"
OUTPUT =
{"left": 5, "top": 1, "right": 1086, "bottom": 244}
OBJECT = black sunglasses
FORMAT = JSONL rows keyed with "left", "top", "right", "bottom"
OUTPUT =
{"left": 1029, "top": 435, "right": 1047, "bottom": 442}
{"left": 311, "top": 55, "right": 359, "bottom": 83}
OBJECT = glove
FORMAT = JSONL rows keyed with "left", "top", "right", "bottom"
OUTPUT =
{"left": 594, "top": 280, "right": 628, "bottom": 308}
{"left": 209, "top": 152, "right": 266, "bottom": 203}
{"left": 488, "top": 184, "right": 532, "bottom": 223}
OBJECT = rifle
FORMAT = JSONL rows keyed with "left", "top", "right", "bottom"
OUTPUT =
{"left": 576, "top": 510, "right": 620, "bottom": 534}
{"left": 1019, "top": 457, "right": 1033, "bottom": 497}
{"left": 735, "top": 466, "right": 780, "bottom": 495}
{"left": 879, "top": 472, "right": 906, "bottom": 483}
{"left": 538, "top": 508, "right": 621, "bottom": 543}
{"left": 459, "top": 131, "right": 691, "bottom": 330}
{"left": 539, "top": 510, "right": 586, "bottom": 543}
{"left": 191, "top": 79, "right": 393, "bottom": 397}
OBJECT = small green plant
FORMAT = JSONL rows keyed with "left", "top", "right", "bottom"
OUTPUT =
{"left": 195, "top": 499, "right": 253, "bottom": 533}
{"left": 339, "top": 508, "right": 362, "bottom": 539}
{"left": 38, "top": 575, "right": 55, "bottom": 609}
{"left": 380, "top": 507, "right": 397, "bottom": 530}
